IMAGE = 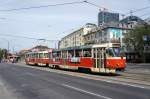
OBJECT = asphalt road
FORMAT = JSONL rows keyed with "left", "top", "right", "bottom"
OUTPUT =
{"left": 0, "top": 63, "right": 149, "bottom": 99}
{"left": 127, "top": 63, "right": 150, "bottom": 70}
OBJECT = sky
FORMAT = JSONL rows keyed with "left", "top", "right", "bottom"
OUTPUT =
{"left": 0, "top": 0, "right": 150, "bottom": 52}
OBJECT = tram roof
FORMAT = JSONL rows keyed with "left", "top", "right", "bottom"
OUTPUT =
{"left": 26, "top": 50, "right": 49, "bottom": 54}
{"left": 59, "top": 45, "right": 93, "bottom": 51}
{"left": 59, "top": 43, "right": 120, "bottom": 51}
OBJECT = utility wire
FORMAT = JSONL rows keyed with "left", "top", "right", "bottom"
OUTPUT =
{"left": 84, "top": 1, "right": 124, "bottom": 15}
{"left": 0, "top": 0, "right": 149, "bottom": 17}
{"left": 0, "top": 34, "right": 58, "bottom": 41}
{"left": 0, "top": 1, "right": 85, "bottom": 12}
{"left": 85, "top": 1, "right": 150, "bottom": 17}
{"left": 84, "top": 0, "right": 121, "bottom": 14}
{"left": 125, "top": 5, "right": 150, "bottom": 15}
{"left": 139, "top": 12, "right": 150, "bottom": 17}
{"left": 84, "top": 1, "right": 107, "bottom": 10}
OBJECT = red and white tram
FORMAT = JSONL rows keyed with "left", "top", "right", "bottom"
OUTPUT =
{"left": 25, "top": 43, "right": 126, "bottom": 73}
{"left": 25, "top": 51, "right": 50, "bottom": 66}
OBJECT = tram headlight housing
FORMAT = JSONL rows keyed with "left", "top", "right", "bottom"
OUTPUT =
{"left": 106, "top": 61, "right": 110, "bottom": 66}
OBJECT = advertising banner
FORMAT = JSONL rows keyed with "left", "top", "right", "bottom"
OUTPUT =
{"left": 109, "top": 28, "right": 122, "bottom": 43}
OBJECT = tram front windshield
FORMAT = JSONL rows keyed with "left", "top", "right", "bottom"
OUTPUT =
{"left": 106, "top": 48, "right": 121, "bottom": 57}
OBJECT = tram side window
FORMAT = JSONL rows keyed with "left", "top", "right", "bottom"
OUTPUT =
{"left": 29, "top": 54, "right": 31, "bottom": 58}
{"left": 106, "top": 49, "right": 114, "bottom": 57}
{"left": 32, "top": 53, "right": 37, "bottom": 58}
{"left": 44, "top": 53, "right": 48, "bottom": 58}
{"left": 68, "top": 51, "right": 74, "bottom": 58}
{"left": 83, "top": 49, "right": 91, "bottom": 57}
{"left": 25, "top": 54, "right": 29, "bottom": 58}
{"left": 30, "top": 54, "right": 32, "bottom": 58}
{"left": 52, "top": 51, "right": 60, "bottom": 62}
{"left": 34, "top": 53, "right": 36, "bottom": 58}
{"left": 35, "top": 53, "right": 38, "bottom": 58}
{"left": 31, "top": 54, "right": 33, "bottom": 58}
{"left": 53, "top": 52, "right": 60, "bottom": 58}
{"left": 58, "top": 52, "right": 60, "bottom": 57}
{"left": 93, "top": 49, "right": 103, "bottom": 58}
{"left": 62, "top": 52, "right": 67, "bottom": 58}
{"left": 48, "top": 53, "right": 51, "bottom": 59}
{"left": 76, "top": 50, "right": 82, "bottom": 57}
{"left": 39, "top": 53, "right": 44, "bottom": 58}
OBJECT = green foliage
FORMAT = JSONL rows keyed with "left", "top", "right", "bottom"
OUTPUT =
{"left": 124, "top": 24, "right": 150, "bottom": 52}
{"left": 0, "top": 49, "right": 3, "bottom": 59}
{"left": 0, "top": 48, "right": 7, "bottom": 59}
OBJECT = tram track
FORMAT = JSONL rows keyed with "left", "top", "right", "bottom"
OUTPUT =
{"left": 124, "top": 71, "right": 150, "bottom": 75}
{"left": 116, "top": 72, "right": 150, "bottom": 82}
{"left": 7, "top": 62, "right": 150, "bottom": 90}
{"left": 1, "top": 63, "right": 150, "bottom": 99}
{"left": 14, "top": 62, "right": 150, "bottom": 85}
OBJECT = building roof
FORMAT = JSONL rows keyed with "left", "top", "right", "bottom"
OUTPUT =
{"left": 120, "top": 16, "right": 145, "bottom": 24}
{"left": 145, "top": 18, "right": 150, "bottom": 25}
{"left": 61, "top": 28, "right": 83, "bottom": 40}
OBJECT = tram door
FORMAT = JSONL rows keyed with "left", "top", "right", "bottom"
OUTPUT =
{"left": 94, "top": 48, "right": 105, "bottom": 69}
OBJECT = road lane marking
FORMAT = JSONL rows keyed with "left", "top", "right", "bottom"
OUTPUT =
{"left": 105, "top": 80, "right": 112, "bottom": 83}
{"left": 62, "top": 84, "right": 112, "bottom": 99}
{"left": 120, "top": 83, "right": 145, "bottom": 89}
{"left": 15, "top": 63, "right": 150, "bottom": 89}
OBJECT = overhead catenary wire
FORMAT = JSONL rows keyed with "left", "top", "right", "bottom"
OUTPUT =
{"left": 125, "top": 5, "right": 150, "bottom": 15}
{"left": 83, "top": 1, "right": 125, "bottom": 19}
{"left": 0, "top": 1, "right": 86, "bottom": 12}
{"left": 0, "top": 0, "right": 149, "bottom": 17}
{"left": 83, "top": 1, "right": 107, "bottom": 10}
{"left": 1, "top": 1, "right": 149, "bottom": 50}
{"left": 0, "top": 0, "right": 119, "bottom": 14}
{"left": 85, "top": 1, "right": 150, "bottom": 17}
{"left": 139, "top": 12, "right": 150, "bottom": 17}
{"left": 84, "top": 0, "right": 122, "bottom": 14}
{"left": 0, "top": 1, "right": 149, "bottom": 43}
{"left": 0, "top": 33, "right": 58, "bottom": 42}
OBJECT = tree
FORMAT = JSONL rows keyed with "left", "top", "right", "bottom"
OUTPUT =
{"left": 0, "top": 48, "right": 7, "bottom": 60}
{"left": 0, "top": 49, "right": 3, "bottom": 60}
{"left": 123, "top": 23, "right": 150, "bottom": 62}
{"left": 124, "top": 24, "right": 150, "bottom": 51}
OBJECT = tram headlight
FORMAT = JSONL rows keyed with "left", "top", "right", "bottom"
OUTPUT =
{"left": 117, "top": 63, "right": 120, "bottom": 67}
{"left": 117, "top": 63, "right": 122, "bottom": 67}
{"left": 106, "top": 61, "right": 110, "bottom": 66}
